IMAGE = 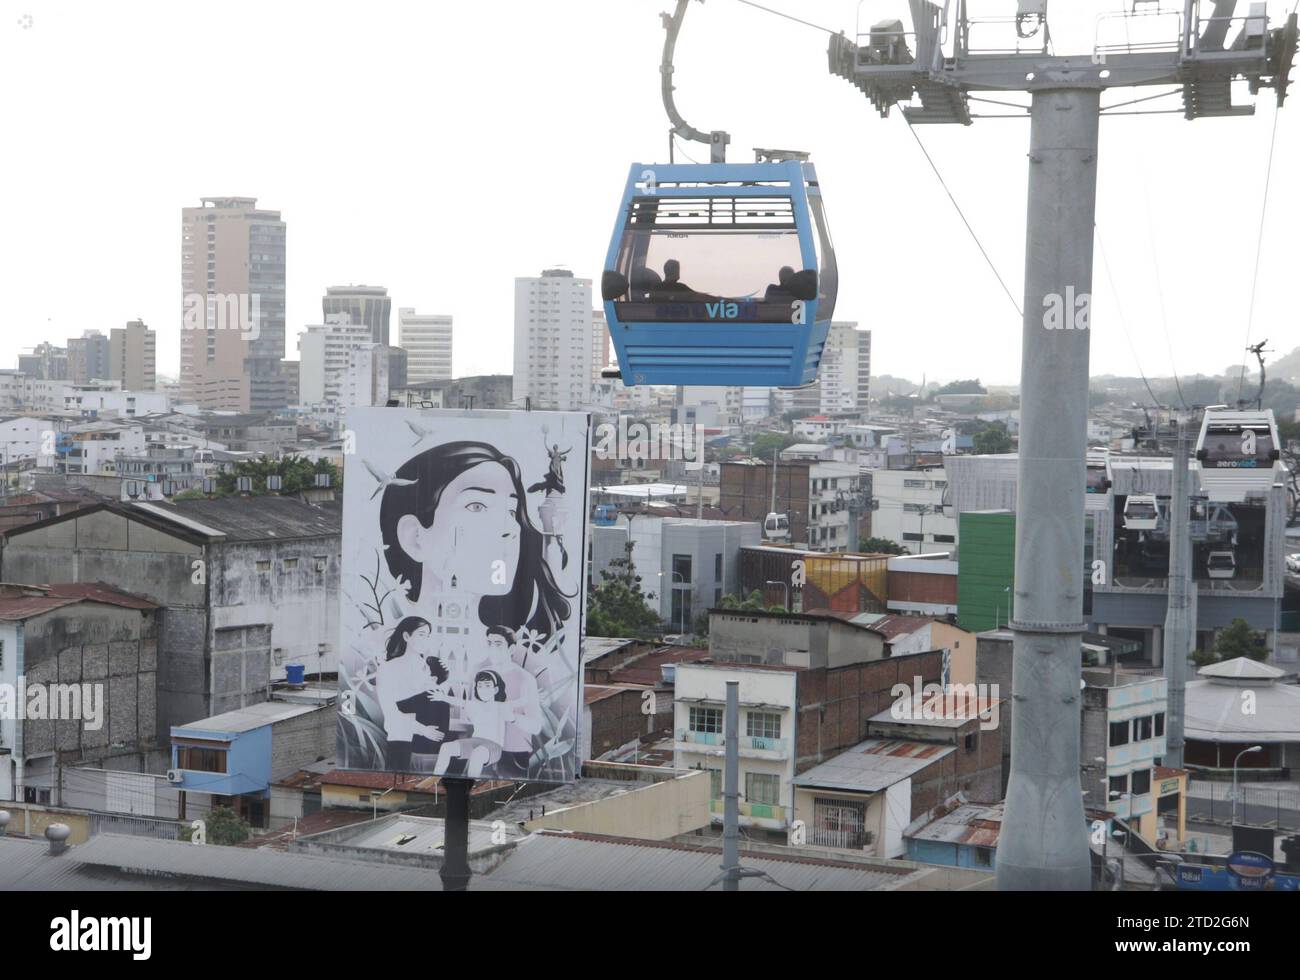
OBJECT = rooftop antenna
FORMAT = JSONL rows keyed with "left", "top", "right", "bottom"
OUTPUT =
{"left": 832, "top": 0, "right": 1296, "bottom": 892}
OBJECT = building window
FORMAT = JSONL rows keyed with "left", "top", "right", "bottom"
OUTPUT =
{"left": 282, "top": 557, "right": 299, "bottom": 571}
{"left": 256, "top": 560, "right": 271, "bottom": 572}
{"left": 973, "top": 846, "right": 993, "bottom": 867}
{"left": 1131, "top": 769, "right": 1152, "bottom": 796}
{"left": 714, "top": 553, "right": 722, "bottom": 580}
{"left": 745, "top": 772, "right": 781, "bottom": 806}
{"left": 689, "top": 705, "right": 722, "bottom": 735}
{"left": 1108, "top": 720, "right": 1129, "bottom": 747}
{"left": 746, "top": 711, "right": 781, "bottom": 741}
{"left": 177, "top": 745, "right": 227, "bottom": 773}
{"left": 1108, "top": 774, "right": 1127, "bottom": 799}
{"left": 1135, "top": 716, "right": 1153, "bottom": 741}
{"left": 964, "top": 731, "right": 977, "bottom": 753}
{"left": 1154, "top": 712, "right": 1165, "bottom": 737}
{"left": 672, "top": 553, "right": 692, "bottom": 584}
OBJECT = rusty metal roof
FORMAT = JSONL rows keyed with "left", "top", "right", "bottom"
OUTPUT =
{"left": 0, "top": 582, "right": 158, "bottom": 620}
{"left": 793, "top": 738, "right": 955, "bottom": 793}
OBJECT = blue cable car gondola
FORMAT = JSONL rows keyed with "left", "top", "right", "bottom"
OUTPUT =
{"left": 601, "top": 160, "right": 837, "bottom": 387}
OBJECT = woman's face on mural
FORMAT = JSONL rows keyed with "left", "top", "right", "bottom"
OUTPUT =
{"left": 402, "top": 624, "right": 436, "bottom": 661}
{"left": 396, "top": 461, "right": 521, "bottom": 596}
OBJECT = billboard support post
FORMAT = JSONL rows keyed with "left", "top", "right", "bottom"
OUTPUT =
{"left": 440, "top": 777, "right": 473, "bottom": 892}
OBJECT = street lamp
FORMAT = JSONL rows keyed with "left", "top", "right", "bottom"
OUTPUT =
{"left": 764, "top": 579, "right": 790, "bottom": 611}
{"left": 1232, "top": 745, "right": 1263, "bottom": 825}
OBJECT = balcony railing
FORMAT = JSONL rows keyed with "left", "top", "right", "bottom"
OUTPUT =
{"left": 709, "top": 799, "right": 789, "bottom": 823}
{"left": 676, "top": 730, "right": 789, "bottom": 754}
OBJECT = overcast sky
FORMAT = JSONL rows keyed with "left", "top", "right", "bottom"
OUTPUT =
{"left": 2, "top": 0, "right": 1296, "bottom": 388}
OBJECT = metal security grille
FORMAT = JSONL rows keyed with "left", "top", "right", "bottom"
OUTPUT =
{"left": 627, "top": 196, "right": 797, "bottom": 229}
{"left": 812, "top": 797, "right": 869, "bottom": 849}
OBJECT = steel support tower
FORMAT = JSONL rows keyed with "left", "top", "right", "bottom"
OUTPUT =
{"left": 832, "top": 0, "right": 1295, "bottom": 890}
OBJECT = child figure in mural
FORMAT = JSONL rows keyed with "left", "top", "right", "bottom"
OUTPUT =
{"left": 377, "top": 441, "right": 572, "bottom": 777}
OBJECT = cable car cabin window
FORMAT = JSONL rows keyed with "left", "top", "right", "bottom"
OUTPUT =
{"left": 1199, "top": 425, "right": 1275, "bottom": 468}
{"left": 807, "top": 192, "right": 838, "bottom": 320}
{"left": 611, "top": 196, "right": 809, "bottom": 322}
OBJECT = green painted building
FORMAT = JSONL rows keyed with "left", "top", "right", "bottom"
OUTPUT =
{"left": 957, "top": 510, "right": 1015, "bottom": 633}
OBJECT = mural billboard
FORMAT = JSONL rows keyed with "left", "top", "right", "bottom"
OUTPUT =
{"left": 337, "top": 408, "right": 589, "bottom": 783}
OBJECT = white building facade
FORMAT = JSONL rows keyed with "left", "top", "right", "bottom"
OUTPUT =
{"left": 512, "top": 269, "right": 596, "bottom": 411}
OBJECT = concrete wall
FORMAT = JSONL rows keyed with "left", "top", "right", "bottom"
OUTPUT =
{"left": 523, "top": 768, "right": 710, "bottom": 840}
{"left": 269, "top": 706, "right": 334, "bottom": 782}
{"left": 709, "top": 612, "right": 885, "bottom": 669}
{"left": 19, "top": 605, "right": 159, "bottom": 768}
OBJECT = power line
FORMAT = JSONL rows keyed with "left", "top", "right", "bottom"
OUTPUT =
{"left": 1095, "top": 223, "right": 1163, "bottom": 408}
{"left": 903, "top": 121, "right": 1023, "bottom": 318}
{"left": 1237, "top": 98, "right": 1283, "bottom": 405}
{"left": 732, "top": 0, "right": 839, "bottom": 36}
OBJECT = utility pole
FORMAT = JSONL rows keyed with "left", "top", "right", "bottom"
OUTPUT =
{"left": 1162, "top": 413, "right": 1195, "bottom": 768}
{"left": 833, "top": 0, "right": 1296, "bottom": 891}
{"left": 722, "top": 680, "right": 740, "bottom": 891}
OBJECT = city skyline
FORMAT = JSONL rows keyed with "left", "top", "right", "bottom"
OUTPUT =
{"left": 4, "top": 1, "right": 1296, "bottom": 390}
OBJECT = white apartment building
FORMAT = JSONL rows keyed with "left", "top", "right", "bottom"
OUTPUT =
{"left": 869, "top": 467, "right": 957, "bottom": 554}
{"left": 789, "top": 322, "right": 872, "bottom": 417}
{"left": 806, "top": 461, "right": 864, "bottom": 552}
{"left": 298, "top": 314, "right": 375, "bottom": 406}
{"left": 398, "top": 308, "right": 453, "bottom": 384}
{"left": 673, "top": 662, "right": 797, "bottom": 833}
{"left": 513, "top": 269, "right": 596, "bottom": 411}
{"left": 0, "top": 416, "right": 54, "bottom": 463}
{"left": 63, "top": 386, "right": 171, "bottom": 418}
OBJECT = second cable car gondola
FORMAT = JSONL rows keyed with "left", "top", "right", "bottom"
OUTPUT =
{"left": 601, "top": 159, "right": 837, "bottom": 387}
{"left": 1123, "top": 493, "right": 1160, "bottom": 531}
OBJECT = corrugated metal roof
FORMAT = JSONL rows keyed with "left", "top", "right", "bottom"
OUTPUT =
{"left": 67, "top": 833, "right": 518, "bottom": 891}
{"left": 907, "top": 802, "right": 1004, "bottom": 848}
{"left": 793, "top": 738, "right": 955, "bottom": 792}
{"left": 0, "top": 582, "right": 159, "bottom": 621}
{"left": 173, "top": 700, "right": 323, "bottom": 735}
{"left": 141, "top": 496, "right": 341, "bottom": 541}
{"left": 482, "top": 831, "right": 909, "bottom": 891}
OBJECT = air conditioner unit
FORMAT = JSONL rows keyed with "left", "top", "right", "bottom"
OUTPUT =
{"left": 166, "top": 769, "right": 183, "bottom": 783}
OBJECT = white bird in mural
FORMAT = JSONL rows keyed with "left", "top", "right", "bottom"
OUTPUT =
{"left": 405, "top": 419, "right": 437, "bottom": 446}
{"left": 362, "top": 459, "right": 417, "bottom": 500}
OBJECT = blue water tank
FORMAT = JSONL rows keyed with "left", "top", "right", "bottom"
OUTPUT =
{"left": 285, "top": 664, "right": 305, "bottom": 685}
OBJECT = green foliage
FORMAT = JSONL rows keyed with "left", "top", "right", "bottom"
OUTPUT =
{"left": 1205, "top": 618, "right": 1269, "bottom": 663}
{"left": 215, "top": 455, "right": 341, "bottom": 496}
{"left": 934, "top": 378, "right": 987, "bottom": 397}
{"left": 857, "top": 537, "right": 908, "bottom": 556}
{"left": 178, "top": 805, "right": 251, "bottom": 846}
{"left": 751, "top": 431, "right": 799, "bottom": 460}
{"left": 585, "top": 542, "right": 663, "bottom": 639}
{"left": 973, "top": 421, "right": 1014, "bottom": 455}
{"left": 171, "top": 488, "right": 207, "bottom": 501}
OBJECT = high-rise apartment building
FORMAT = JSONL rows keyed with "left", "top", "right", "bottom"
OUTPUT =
{"left": 298, "top": 314, "right": 376, "bottom": 406}
{"left": 67, "top": 330, "right": 111, "bottom": 385}
{"left": 18, "top": 343, "right": 69, "bottom": 381}
{"left": 512, "top": 269, "right": 596, "bottom": 411}
{"left": 789, "top": 321, "right": 870, "bottom": 417}
{"left": 323, "top": 285, "right": 391, "bottom": 346}
{"left": 109, "top": 320, "right": 157, "bottom": 392}
{"left": 180, "top": 196, "right": 287, "bottom": 412}
{"left": 398, "top": 308, "right": 453, "bottom": 385}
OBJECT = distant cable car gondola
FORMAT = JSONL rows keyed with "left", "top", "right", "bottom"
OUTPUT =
{"left": 1123, "top": 493, "right": 1160, "bottom": 531}
{"left": 1206, "top": 550, "right": 1237, "bottom": 580}
{"left": 1085, "top": 450, "right": 1112, "bottom": 512}
{"left": 764, "top": 511, "right": 790, "bottom": 542}
{"left": 1195, "top": 408, "right": 1282, "bottom": 501}
{"left": 601, "top": 0, "right": 838, "bottom": 388}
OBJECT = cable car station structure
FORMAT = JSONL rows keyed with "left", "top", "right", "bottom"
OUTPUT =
{"left": 828, "top": 0, "right": 1296, "bottom": 890}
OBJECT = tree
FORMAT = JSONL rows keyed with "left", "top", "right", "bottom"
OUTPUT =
{"left": 857, "top": 537, "right": 908, "bottom": 556}
{"left": 179, "top": 805, "right": 250, "bottom": 845}
{"left": 586, "top": 541, "right": 664, "bottom": 638}
{"left": 215, "top": 455, "right": 341, "bottom": 496}
{"left": 934, "top": 379, "right": 987, "bottom": 397}
{"left": 751, "top": 431, "right": 799, "bottom": 460}
{"left": 1208, "top": 618, "right": 1269, "bottom": 663}
{"left": 973, "top": 421, "right": 1014, "bottom": 455}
